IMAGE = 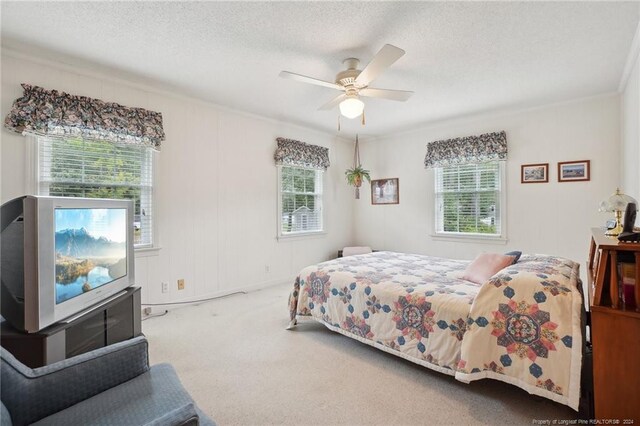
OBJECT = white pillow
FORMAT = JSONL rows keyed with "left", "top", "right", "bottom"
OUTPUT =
{"left": 343, "top": 246, "right": 372, "bottom": 257}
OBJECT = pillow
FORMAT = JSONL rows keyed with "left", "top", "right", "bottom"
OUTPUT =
{"left": 504, "top": 250, "right": 522, "bottom": 264}
{"left": 343, "top": 246, "right": 373, "bottom": 257}
{"left": 462, "top": 253, "right": 515, "bottom": 285}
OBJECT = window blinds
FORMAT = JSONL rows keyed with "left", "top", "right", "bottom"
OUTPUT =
{"left": 435, "top": 162, "right": 502, "bottom": 235}
{"left": 38, "top": 137, "right": 153, "bottom": 247}
{"left": 280, "top": 166, "right": 323, "bottom": 234}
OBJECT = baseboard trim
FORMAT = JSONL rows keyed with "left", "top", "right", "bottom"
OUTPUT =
{"left": 142, "top": 277, "right": 294, "bottom": 312}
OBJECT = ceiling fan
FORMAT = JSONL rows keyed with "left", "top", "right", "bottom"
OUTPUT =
{"left": 279, "top": 44, "right": 413, "bottom": 120}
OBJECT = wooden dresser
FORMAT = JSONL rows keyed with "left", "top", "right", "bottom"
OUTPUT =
{"left": 587, "top": 228, "right": 640, "bottom": 421}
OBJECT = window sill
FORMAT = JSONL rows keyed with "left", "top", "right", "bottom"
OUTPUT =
{"left": 134, "top": 246, "right": 162, "bottom": 257}
{"left": 277, "top": 231, "right": 327, "bottom": 241}
{"left": 430, "top": 232, "right": 508, "bottom": 245}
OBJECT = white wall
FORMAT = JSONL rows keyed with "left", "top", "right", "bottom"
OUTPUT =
{"left": 354, "top": 95, "right": 621, "bottom": 275}
{"left": 0, "top": 48, "right": 625, "bottom": 304}
{"left": 621, "top": 45, "right": 640, "bottom": 201}
{"left": 1, "top": 51, "right": 356, "bottom": 305}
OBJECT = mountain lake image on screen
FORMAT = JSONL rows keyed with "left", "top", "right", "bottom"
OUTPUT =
{"left": 54, "top": 208, "right": 127, "bottom": 304}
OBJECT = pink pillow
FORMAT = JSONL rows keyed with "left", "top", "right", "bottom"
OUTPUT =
{"left": 462, "top": 253, "right": 515, "bottom": 285}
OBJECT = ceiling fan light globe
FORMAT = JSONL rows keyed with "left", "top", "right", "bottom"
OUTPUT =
{"left": 339, "top": 97, "right": 364, "bottom": 119}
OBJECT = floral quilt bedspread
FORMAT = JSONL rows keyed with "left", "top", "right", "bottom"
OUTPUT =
{"left": 288, "top": 251, "right": 582, "bottom": 410}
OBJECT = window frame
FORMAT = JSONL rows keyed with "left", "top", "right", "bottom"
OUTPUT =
{"left": 276, "top": 164, "right": 326, "bottom": 240}
{"left": 432, "top": 161, "right": 507, "bottom": 243}
{"left": 28, "top": 135, "right": 158, "bottom": 250}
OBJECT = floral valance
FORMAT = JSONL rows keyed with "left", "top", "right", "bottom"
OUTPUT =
{"left": 424, "top": 130, "right": 507, "bottom": 168}
{"left": 274, "top": 137, "right": 330, "bottom": 170}
{"left": 4, "top": 84, "right": 165, "bottom": 150}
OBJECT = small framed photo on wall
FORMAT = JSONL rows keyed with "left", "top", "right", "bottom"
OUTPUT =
{"left": 558, "top": 160, "right": 590, "bottom": 182}
{"left": 371, "top": 178, "right": 399, "bottom": 205}
{"left": 521, "top": 163, "right": 549, "bottom": 183}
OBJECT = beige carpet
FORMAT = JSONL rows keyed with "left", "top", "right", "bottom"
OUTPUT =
{"left": 142, "top": 282, "right": 577, "bottom": 425}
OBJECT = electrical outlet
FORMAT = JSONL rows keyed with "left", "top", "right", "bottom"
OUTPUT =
{"left": 178, "top": 279, "right": 185, "bottom": 290}
{"left": 143, "top": 307, "right": 152, "bottom": 316}
{"left": 161, "top": 282, "right": 168, "bottom": 293}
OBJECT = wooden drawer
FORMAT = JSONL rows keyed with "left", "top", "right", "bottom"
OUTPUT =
{"left": 591, "top": 306, "right": 640, "bottom": 421}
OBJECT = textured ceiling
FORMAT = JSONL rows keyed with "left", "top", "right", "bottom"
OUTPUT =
{"left": 1, "top": 2, "right": 639, "bottom": 138}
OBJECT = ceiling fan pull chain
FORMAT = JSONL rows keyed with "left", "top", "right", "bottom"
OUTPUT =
{"left": 337, "top": 115, "right": 341, "bottom": 132}
{"left": 362, "top": 110, "right": 366, "bottom": 126}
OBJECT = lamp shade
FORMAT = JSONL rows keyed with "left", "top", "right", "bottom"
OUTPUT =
{"left": 339, "top": 97, "right": 364, "bottom": 119}
{"left": 599, "top": 188, "right": 638, "bottom": 212}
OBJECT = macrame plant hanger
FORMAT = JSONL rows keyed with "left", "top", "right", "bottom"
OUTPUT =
{"left": 353, "top": 134, "right": 362, "bottom": 199}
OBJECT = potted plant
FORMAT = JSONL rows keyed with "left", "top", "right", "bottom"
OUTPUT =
{"left": 345, "top": 165, "right": 371, "bottom": 199}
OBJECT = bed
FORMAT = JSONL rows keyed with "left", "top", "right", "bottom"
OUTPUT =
{"left": 287, "top": 251, "right": 583, "bottom": 410}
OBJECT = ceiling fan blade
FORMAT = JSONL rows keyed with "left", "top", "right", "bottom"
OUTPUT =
{"left": 318, "top": 94, "right": 347, "bottom": 110}
{"left": 279, "top": 71, "right": 342, "bottom": 90}
{"left": 355, "top": 44, "right": 405, "bottom": 86}
{"left": 359, "top": 88, "right": 413, "bottom": 102}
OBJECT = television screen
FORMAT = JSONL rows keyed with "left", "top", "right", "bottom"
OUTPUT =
{"left": 54, "top": 208, "right": 127, "bottom": 304}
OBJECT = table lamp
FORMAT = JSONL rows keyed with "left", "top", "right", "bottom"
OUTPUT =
{"left": 599, "top": 188, "right": 638, "bottom": 236}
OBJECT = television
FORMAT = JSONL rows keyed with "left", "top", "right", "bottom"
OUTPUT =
{"left": 1, "top": 195, "right": 135, "bottom": 333}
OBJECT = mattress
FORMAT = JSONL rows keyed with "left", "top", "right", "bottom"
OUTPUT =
{"left": 288, "top": 251, "right": 583, "bottom": 410}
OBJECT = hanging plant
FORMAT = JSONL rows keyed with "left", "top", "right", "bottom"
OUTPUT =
{"left": 345, "top": 134, "right": 370, "bottom": 199}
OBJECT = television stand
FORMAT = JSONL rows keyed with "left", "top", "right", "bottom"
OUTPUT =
{"left": 0, "top": 286, "right": 141, "bottom": 368}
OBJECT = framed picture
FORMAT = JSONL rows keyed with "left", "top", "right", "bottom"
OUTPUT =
{"left": 558, "top": 160, "right": 590, "bottom": 182}
{"left": 371, "top": 178, "right": 399, "bottom": 205}
{"left": 521, "top": 163, "right": 549, "bottom": 183}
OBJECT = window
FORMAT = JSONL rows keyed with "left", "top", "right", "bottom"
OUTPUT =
{"left": 278, "top": 165, "right": 323, "bottom": 236}
{"left": 434, "top": 161, "right": 504, "bottom": 238}
{"left": 37, "top": 136, "right": 154, "bottom": 247}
